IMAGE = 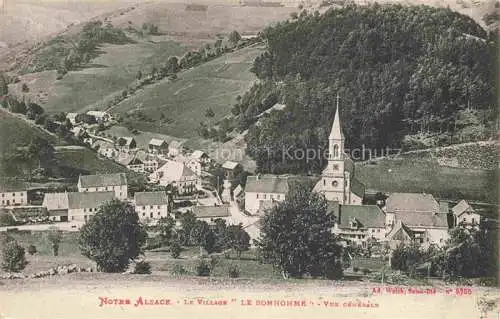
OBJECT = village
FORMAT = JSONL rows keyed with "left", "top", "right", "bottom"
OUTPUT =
{"left": 0, "top": 102, "right": 488, "bottom": 255}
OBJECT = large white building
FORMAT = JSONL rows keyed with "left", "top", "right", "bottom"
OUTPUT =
{"left": 312, "top": 98, "right": 365, "bottom": 205}
{"left": 78, "top": 173, "right": 128, "bottom": 200}
{"left": 244, "top": 175, "right": 288, "bottom": 215}
{"left": 68, "top": 191, "right": 116, "bottom": 222}
{"left": 149, "top": 161, "right": 198, "bottom": 195}
{"left": 134, "top": 191, "right": 172, "bottom": 220}
{"left": 0, "top": 186, "right": 28, "bottom": 207}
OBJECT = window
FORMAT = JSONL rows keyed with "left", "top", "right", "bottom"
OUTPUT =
{"left": 142, "top": 213, "right": 145, "bottom": 217}
{"left": 472, "top": 218, "right": 476, "bottom": 224}
{"left": 157, "top": 206, "right": 160, "bottom": 209}
{"left": 323, "top": 179, "right": 326, "bottom": 186}
{"left": 1, "top": 194, "right": 3, "bottom": 197}
{"left": 71, "top": 216, "right": 74, "bottom": 220}
{"left": 332, "top": 181, "right": 338, "bottom": 187}
{"left": 263, "top": 194, "right": 267, "bottom": 199}
{"left": 84, "top": 209, "right": 87, "bottom": 212}
{"left": 377, "top": 229, "right": 380, "bottom": 233}
{"left": 333, "top": 145, "right": 339, "bottom": 158}
{"left": 158, "top": 212, "right": 161, "bottom": 216}
{"left": 20, "top": 193, "right": 23, "bottom": 196}
{"left": 150, "top": 205, "right": 153, "bottom": 209}
{"left": 150, "top": 213, "right": 153, "bottom": 218}
{"left": 12, "top": 193, "right": 15, "bottom": 196}
{"left": 333, "top": 164, "right": 339, "bottom": 170}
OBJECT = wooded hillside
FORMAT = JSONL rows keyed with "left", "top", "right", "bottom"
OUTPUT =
{"left": 236, "top": 4, "right": 497, "bottom": 174}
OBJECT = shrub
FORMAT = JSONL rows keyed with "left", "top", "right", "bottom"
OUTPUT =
{"left": 170, "top": 241, "right": 182, "bottom": 259}
{"left": 362, "top": 268, "right": 371, "bottom": 275}
{"left": 228, "top": 265, "right": 240, "bottom": 278}
{"left": 1, "top": 240, "right": 28, "bottom": 272}
{"left": 353, "top": 266, "right": 359, "bottom": 272}
{"left": 27, "top": 245, "right": 37, "bottom": 255}
{"left": 133, "top": 260, "right": 152, "bottom": 274}
{"left": 171, "top": 264, "right": 188, "bottom": 276}
{"left": 195, "top": 260, "right": 211, "bottom": 277}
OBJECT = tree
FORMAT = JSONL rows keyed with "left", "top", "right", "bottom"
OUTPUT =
{"left": 204, "top": 108, "right": 215, "bottom": 118}
{"left": 45, "top": 227, "right": 63, "bottom": 256}
{"left": 21, "top": 83, "right": 29, "bottom": 92}
{"left": 192, "top": 220, "right": 216, "bottom": 254}
{"left": 79, "top": 200, "right": 148, "bottom": 272}
{"left": 170, "top": 239, "right": 182, "bottom": 259}
{"left": 156, "top": 216, "right": 176, "bottom": 245}
{"left": 228, "top": 30, "right": 241, "bottom": 46}
{"left": 179, "top": 211, "right": 197, "bottom": 246}
{"left": 0, "top": 73, "right": 8, "bottom": 95}
{"left": 256, "top": 184, "right": 342, "bottom": 279}
{"left": 1, "top": 240, "right": 28, "bottom": 272}
{"left": 390, "top": 242, "right": 424, "bottom": 277}
{"left": 227, "top": 224, "right": 250, "bottom": 258}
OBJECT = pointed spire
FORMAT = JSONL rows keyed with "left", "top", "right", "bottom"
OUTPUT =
{"left": 329, "top": 93, "right": 344, "bottom": 140}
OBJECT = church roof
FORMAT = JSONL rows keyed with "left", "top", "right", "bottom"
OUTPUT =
{"left": 329, "top": 96, "right": 345, "bottom": 140}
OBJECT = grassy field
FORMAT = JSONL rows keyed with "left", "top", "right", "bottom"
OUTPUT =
{"left": 112, "top": 44, "right": 264, "bottom": 139}
{"left": 0, "top": 109, "right": 60, "bottom": 154}
{"left": 0, "top": 230, "right": 281, "bottom": 280}
{"left": 54, "top": 148, "right": 130, "bottom": 177}
{"left": 356, "top": 157, "right": 497, "bottom": 203}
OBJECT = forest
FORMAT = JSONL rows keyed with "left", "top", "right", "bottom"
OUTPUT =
{"left": 233, "top": 4, "right": 497, "bottom": 174}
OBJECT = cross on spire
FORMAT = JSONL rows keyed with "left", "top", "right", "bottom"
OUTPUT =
{"left": 329, "top": 92, "right": 344, "bottom": 140}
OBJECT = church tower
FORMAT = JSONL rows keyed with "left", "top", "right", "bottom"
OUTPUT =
{"left": 320, "top": 94, "right": 348, "bottom": 204}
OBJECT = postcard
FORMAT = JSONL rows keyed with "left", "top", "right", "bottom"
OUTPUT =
{"left": 0, "top": 0, "right": 498, "bottom": 318}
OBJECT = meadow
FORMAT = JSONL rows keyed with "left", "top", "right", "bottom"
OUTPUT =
{"left": 356, "top": 156, "right": 497, "bottom": 203}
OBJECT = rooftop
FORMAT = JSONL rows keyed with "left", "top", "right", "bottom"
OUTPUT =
{"left": 222, "top": 161, "right": 241, "bottom": 170}
{"left": 68, "top": 192, "right": 115, "bottom": 209}
{"left": 149, "top": 138, "right": 167, "bottom": 147}
{"left": 385, "top": 192, "right": 440, "bottom": 214}
{"left": 191, "top": 150, "right": 207, "bottom": 159}
{"left": 245, "top": 175, "right": 289, "bottom": 194}
{"left": 337, "top": 205, "right": 386, "bottom": 229}
{"left": 42, "top": 192, "right": 69, "bottom": 210}
{"left": 134, "top": 191, "right": 170, "bottom": 206}
{"left": 78, "top": 173, "right": 127, "bottom": 188}
{"left": 192, "top": 205, "right": 231, "bottom": 218}
{"left": 452, "top": 199, "right": 474, "bottom": 216}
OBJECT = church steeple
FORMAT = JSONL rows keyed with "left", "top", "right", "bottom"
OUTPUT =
{"left": 329, "top": 94, "right": 344, "bottom": 140}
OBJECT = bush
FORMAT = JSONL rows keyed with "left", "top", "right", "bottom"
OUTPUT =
{"left": 195, "top": 260, "right": 211, "bottom": 277}
{"left": 353, "top": 266, "right": 359, "bottom": 272}
{"left": 228, "top": 265, "right": 240, "bottom": 278}
{"left": 27, "top": 245, "right": 37, "bottom": 255}
{"left": 362, "top": 268, "right": 371, "bottom": 275}
{"left": 170, "top": 241, "right": 182, "bottom": 259}
{"left": 171, "top": 264, "right": 188, "bottom": 276}
{"left": 133, "top": 260, "right": 152, "bottom": 274}
{"left": 1, "top": 240, "right": 28, "bottom": 272}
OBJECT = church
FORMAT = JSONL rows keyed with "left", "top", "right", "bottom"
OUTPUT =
{"left": 312, "top": 97, "right": 365, "bottom": 204}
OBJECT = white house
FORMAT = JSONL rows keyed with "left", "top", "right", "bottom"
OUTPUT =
{"left": 148, "top": 138, "right": 169, "bottom": 155}
{"left": 0, "top": 186, "right": 28, "bottom": 207}
{"left": 87, "top": 110, "right": 111, "bottom": 122}
{"left": 68, "top": 191, "right": 115, "bottom": 222}
{"left": 244, "top": 175, "right": 288, "bottom": 215}
{"left": 168, "top": 140, "right": 184, "bottom": 157}
{"left": 78, "top": 173, "right": 128, "bottom": 200}
{"left": 134, "top": 191, "right": 172, "bottom": 221}
{"left": 192, "top": 205, "right": 231, "bottom": 225}
{"left": 384, "top": 193, "right": 451, "bottom": 247}
{"left": 149, "top": 161, "right": 198, "bottom": 195}
{"left": 42, "top": 192, "right": 69, "bottom": 222}
{"left": 186, "top": 157, "right": 202, "bottom": 176}
{"left": 452, "top": 200, "right": 481, "bottom": 229}
{"left": 329, "top": 202, "right": 386, "bottom": 247}
{"left": 191, "top": 150, "right": 210, "bottom": 164}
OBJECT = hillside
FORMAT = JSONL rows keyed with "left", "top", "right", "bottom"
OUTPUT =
{"left": 239, "top": 4, "right": 497, "bottom": 174}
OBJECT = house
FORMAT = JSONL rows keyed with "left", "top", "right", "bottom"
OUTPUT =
{"left": 191, "top": 150, "right": 210, "bottom": 164}
{"left": 116, "top": 137, "right": 137, "bottom": 153}
{"left": 93, "top": 140, "right": 117, "bottom": 159}
{"left": 384, "top": 193, "right": 450, "bottom": 246}
{"left": 42, "top": 192, "right": 68, "bottom": 222}
{"left": 386, "top": 220, "right": 416, "bottom": 250}
{"left": 148, "top": 138, "right": 169, "bottom": 155}
{"left": 66, "top": 112, "right": 79, "bottom": 125}
{"left": 0, "top": 181, "right": 28, "bottom": 207}
{"left": 71, "top": 126, "right": 87, "bottom": 139}
{"left": 186, "top": 158, "right": 202, "bottom": 176}
{"left": 168, "top": 140, "right": 184, "bottom": 157}
{"left": 192, "top": 205, "right": 231, "bottom": 225}
{"left": 137, "top": 151, "right": 159, "bottom": 173}
{"left": 149, "top": 161, "right": 198, "bottom": 195}
{"left": 222, "top": 161, "right": 242, "bottom": 180}
{"left": 86, "top": 110, "right": 111, "bottom": 122}
{"left": 134, "top": 191, "right": 172, "bottom": 221}
{"left": 312, "top": 98, "right": 364, "bottom": 205}
{"left": 452, "top": 200, "right": 480, "bottom": 229}
{"left": 244, "top": 175, "right": 288, "bottom": 214}
{"left": 117, "top": 154, "right": 145, "bottom": 173}
{"left": 68, "top": 191, "right": 115, "bottom": 222}
{"left": 330, "top": 203, "right": 386, "bottom": 247}
{"left": 78, "top": 173, "right": 128, "bottom": 200}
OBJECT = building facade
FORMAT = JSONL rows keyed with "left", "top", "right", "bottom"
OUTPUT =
{"left": 313, "top": 97, "right": 365, "bottom": 205}
{"left": 67, "top": 191, "right": 116, "bottom": 222}
{"left": 134, "top": 191, "right": 172, "bottom": 220}
{"left": 244, "top": 175, "right": 288, "bottom": 214}
{"left": 78, "top": 173, "right": 128, "bottom": 200}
